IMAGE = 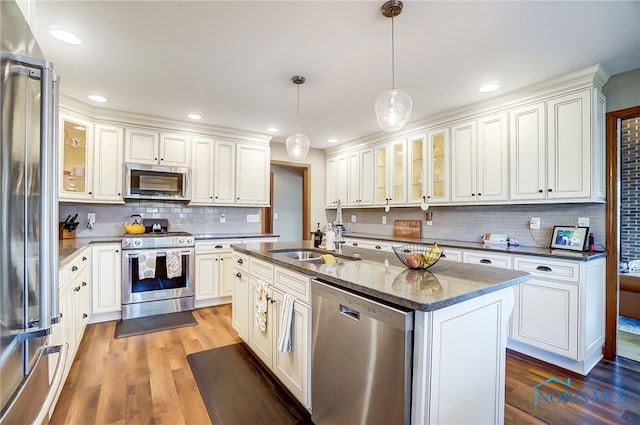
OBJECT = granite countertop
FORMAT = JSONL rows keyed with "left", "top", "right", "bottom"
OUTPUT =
{"left": 232, "top": 240, "right": 530, "bottom": 312}
{"left": 343, "top": 232, "right": 607, "bottom": 261}
{"left": 58, "top": 233, "right": 279, "bottom": 267}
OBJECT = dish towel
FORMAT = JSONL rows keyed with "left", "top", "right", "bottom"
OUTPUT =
{"left": 137, "top": 250, "right": 157, "bottom": 280}
{"left": 165, "top": 249, "right": 182, "bottom": 279}
{"left": 277, "top": 293, "right": 296, "bottom": 352}
{"left": 255, "top": 279, "right": 269, "bottom": 333}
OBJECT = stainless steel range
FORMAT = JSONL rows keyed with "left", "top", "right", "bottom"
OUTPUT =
{"left": 121, "top": 219, "right": 195, "bottom": 319}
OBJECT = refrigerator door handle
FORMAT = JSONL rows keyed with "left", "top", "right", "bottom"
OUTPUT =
{"left": 33, "top": 343, "right": 68, "bottom": 425}
{"left": 16, "top": 328, "right": 49, "bottom": 342}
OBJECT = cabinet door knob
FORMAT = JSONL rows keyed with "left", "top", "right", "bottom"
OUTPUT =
{"left": 155, "top": 157, "right": 158, "bottom": 160}
{"left": 235, "top": 272, "right": 242, "bottom": 278}
{"left": 82, "top": 281, "right": 87, "bottom": 286}
{"left": 547, "top": 188, "right": 553, "bottom": 192}
{"left": 237, "top": 259, "right": 243, "bottom": 264}
{"left": 72, "top": 265, "right": 78, "bottom": 271}
{"left": 82, "top": 256, "right": 87, "bottom": 261}
{"left": 83, "top": 313, "right": 88, "bottom": 319}
{"left": 160, "top": 158, "right": 164, "bottom": 161}
{"left": 538, "top": 189, "right": 543, "bottom": 193}
{"left": 88, "top": 191, "right": 92, "bottom": 195}
{"left": 116, "top": 250, "right": 119, "bottom": 253}
{"left": 478, "top": 193, "right": 482, "bottom": 196}
{"left": 118, "top": 193, "right": 121, "bottom": 196}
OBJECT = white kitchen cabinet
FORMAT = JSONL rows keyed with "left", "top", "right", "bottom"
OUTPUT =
{"left": 124, "top": 128, "right": 191, "bottom": 167}
{"left": 347, "top": 148, "right": 374, "bottom": 207}
{"left": 509, "top": 256, "right": 605, "bottom": 375}
{"left": 325, "top": 156, "right": 338, "bottom": 207}
{"left": 408, "top": 134, "right": 427, "bottom": 204}
{"left": 213, "top": 139, "right": 236, "bottom": 204}
{"left": 438, "top": 247, "right": 462, "bottom": 262}
{"left": 232, "top": 252, "right": 250, "bottom": 341}
{"left": 248, "top": 275, "right": 274, "bottom": 367}
{"left": 236, "top": 143, "right": 270, "bottom": 205}
{"left": 90, "top": 244, "right": 121, "bottom": 322}
{"left": 427, "top": 128, "right": 450, "bottom": 204}
{"left": 374, "top": 139, "right": 406, "bottom": 206}
{"left": 510, "top": 89, "right": 605, "bottom": 203}
{"left": 451, "top": 113, "right": 508, "bottom": 203}
{"left": 59, "top": 113, "right": 94, "bottom": 201}
{"left": 92, "top": 124, "right": 124, "bottom": 203}
{"left": 195, "top": 241, "right": 236, "bottom": 307}
{"left": 462, "top": 250, "right": 512, "bottom": 269}
{"left": 212, "top": 141, "right": 270, "bottom": 206}
{"left": 271, "top": 287, "right": 311, "bottom": 409}
{"left": 325, "top": 153, "right": 348, "bottom": 207}
{"left": 190, "top": 136, "right": 216, "bottom": 205}
{"left": 343, "top": 237, "right": 393, "bottom": 252}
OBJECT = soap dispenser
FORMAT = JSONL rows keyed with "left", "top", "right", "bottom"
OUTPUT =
{"left": 325, "top": 225, "right": 336, "bottom": 251}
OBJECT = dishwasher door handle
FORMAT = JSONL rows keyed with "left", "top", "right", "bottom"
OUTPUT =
{"left": 339, "top": 304, "right": 360, "bottom": 321}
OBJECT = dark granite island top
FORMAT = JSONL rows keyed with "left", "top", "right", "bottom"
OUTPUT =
{"left": 231, "top": 240, "right": 530, "bottom": 312}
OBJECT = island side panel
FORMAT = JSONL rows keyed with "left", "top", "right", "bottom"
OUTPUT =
{"left": 412, "top": 287, "right": 514, "bottom": 425}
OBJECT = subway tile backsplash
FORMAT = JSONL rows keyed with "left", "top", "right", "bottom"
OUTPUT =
{"left": 333, "top": 203, "right": 606, "bottom": 250}
{"left": 60, "top": 202, "right": 262, "bottom": 238}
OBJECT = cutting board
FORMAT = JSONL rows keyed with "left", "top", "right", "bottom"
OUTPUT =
{"left": 393, "top": 220, "right": 422, "bottom": 238}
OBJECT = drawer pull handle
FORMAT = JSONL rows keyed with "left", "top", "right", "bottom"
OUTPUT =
{"left": 441, "top": 253, "right": 447, "bottom": 258}
{"left": 82, "top": 281, "right": 87, "bottom": 286}
{"left": 235, "top": 272, "right": 242, "bottom": 278}
{"left": 375, "top": 246, "right": 381, "bottom": 250}
{"left": 353, "top": 243, "right": 358, "bottom": 247}
{"left": 480, "top": 259, "right": 492, "bottom": 264}
{"left": 536, "top": 266, "right": 552, "bottom": 272}
{"left": 237, "top": 259, "right": 244, "bottom": 265}
{"left": 82, "top": 256, "right": 87, "bottom": 261}
{"left": 215, "top": 245, "right": 223, "bottom": 249}
{"left": 72, "top": 265, "right": 78, "bottom": 271}
{"left": 83, "top": 313, "right": 88, "bottom": 319}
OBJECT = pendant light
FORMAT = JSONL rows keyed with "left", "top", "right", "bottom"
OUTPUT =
{"left": 375, "top": 1, "right": 412, "bottom": 132}
{"left": 286, "top": 75, "right": 310, "bottom": 161}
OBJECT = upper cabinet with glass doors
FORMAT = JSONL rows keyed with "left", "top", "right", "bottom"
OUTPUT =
{"left": 427, "top": 128, "right": 450, "bottom": 204}
{"left": 374, "top": 139, "right": 406, "bottom": 206}
{"left": 59, "top": 114, "right": 93, "bottom": 201}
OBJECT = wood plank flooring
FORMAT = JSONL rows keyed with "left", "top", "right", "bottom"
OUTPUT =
{"left": 618, "top": 330, "right": 640, "bottom": 363}
{"left": 51, "top": 305, "right": 640, "bottom": 425}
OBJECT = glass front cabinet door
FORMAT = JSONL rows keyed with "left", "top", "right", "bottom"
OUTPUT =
{"left": 59, "top": 113, "right": 93, "bottom": 200}
{"left": 408, "top": 134, "right": 426, "bottom": 204}
{"left": 427, "top": 128, "right": 450, "bottom": 204}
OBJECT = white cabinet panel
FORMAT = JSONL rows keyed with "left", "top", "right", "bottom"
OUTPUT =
{"left": 248, "top": 277, "right": 273, "bottom": 366}
{"left": 236, "top": 143, "right": 269, "bottom": 205}
{"left": 476, "top": 112, "right": 508, "bottom": 202}
{"left": 160, "top": 133, "right": 190, "bottom": 166}
{"left": 125, "top": 128, "right": 158, "bottom": 164}
{"left": 510, "top": 102, "right": 546, "bottom": 200}
{"left": 325, "top": 156, "right": 338, "bottom": 207}
{"left": 232, "top": 262, "right": 250, "bottom": 341}
{"left": 191, "top": 137, "right": 215, "bottom": 204}
{"left": 213, "top": 140, "right": 236, "bottom": 204}
{"left": 93, "top": 124, "right": 124, "bottom": 202}
{"left": 512, "top": 279, "right": 579, "bottom": 359}
{"left": 91, "top": 244, "right": 121, "bottom": 314}
{"left": 451, "top": 121, "right": 476, "bottom": 202}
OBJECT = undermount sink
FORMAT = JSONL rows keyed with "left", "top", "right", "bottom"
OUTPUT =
{"left": 269, "top": 248, "right": 360, "bottom": 264}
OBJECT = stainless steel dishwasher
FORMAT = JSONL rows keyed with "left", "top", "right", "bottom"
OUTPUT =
{"left": 311, "top": 279, "right": 414, "bottom": 425}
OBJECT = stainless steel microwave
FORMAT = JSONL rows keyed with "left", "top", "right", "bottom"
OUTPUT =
{"left": 124, "top": 163, "right": 191, "bottom": 202}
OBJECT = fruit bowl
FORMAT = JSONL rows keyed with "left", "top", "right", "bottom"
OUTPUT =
{"left": 392, "top": 243, "right": 442, "bottom": 269}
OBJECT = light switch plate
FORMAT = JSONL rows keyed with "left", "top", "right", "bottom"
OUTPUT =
{"left": 578, "top": 217, "right": 589, "bottom": 227}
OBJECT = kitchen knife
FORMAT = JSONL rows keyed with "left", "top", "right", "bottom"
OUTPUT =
{"left": 63, "top": 215, "right": 71, "bottom": 225}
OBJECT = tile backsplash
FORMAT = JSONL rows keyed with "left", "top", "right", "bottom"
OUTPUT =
{"left": 332, "top": 203, "right": 606, "bottom": 250}
{"left": 60, "top": 202, "right": 262, "bottom": 238}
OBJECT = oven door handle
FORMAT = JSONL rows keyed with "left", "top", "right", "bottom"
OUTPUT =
{"left": 123, "top": 249, "right": 193, "bottom": 258}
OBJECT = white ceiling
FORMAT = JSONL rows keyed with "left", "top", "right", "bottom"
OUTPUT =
{"left": 32, "top": 1, "right": 640, "bottom": 150}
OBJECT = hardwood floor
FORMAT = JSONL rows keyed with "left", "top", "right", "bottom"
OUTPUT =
{"left": 51, "top": 305, "right": 640, "bottom": 425}
{"left": 618, "top": 330, "right": 640, "bottom": 363}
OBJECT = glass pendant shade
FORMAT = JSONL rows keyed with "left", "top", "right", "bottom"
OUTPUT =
{"left": 286, "top": 132, "right": 310, "bottom": 161}
{"left": 375, "top": 88, "right": 412, "bottom": 131}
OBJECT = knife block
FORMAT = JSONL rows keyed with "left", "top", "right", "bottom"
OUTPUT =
{"left": 59, "top": 223, "right": 76, "bottom": 240}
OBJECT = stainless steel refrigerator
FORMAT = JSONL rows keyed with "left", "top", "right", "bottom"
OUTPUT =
{"left": 1, "top": 1, "right": 65, "bottom": 424}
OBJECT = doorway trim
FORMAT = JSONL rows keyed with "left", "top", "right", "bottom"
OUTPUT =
{"left": 604, "top": 105, "right": 640, "bottom": 359}
{"left": 264, "top": 160, "right": 311, "bottom": 240}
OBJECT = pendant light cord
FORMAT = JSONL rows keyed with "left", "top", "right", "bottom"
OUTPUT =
{"left": 391, "top": 14, "right": 396, "bottom": 90}
{"left": 296, "top": 83, "right": 300, "bottom": 133}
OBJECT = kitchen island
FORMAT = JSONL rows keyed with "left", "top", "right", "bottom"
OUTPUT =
{"left": 231, "top": 241, "right": 531, "bottom": 425}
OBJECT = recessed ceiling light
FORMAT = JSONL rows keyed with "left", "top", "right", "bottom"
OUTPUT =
{"left": 479, "top": 83, "right": 499, "bottom": 93}
{"left": 267, "top": 127, "right": 279, "bottom": 133}
{"left": 327, "top": 138, "right": 339, "bottom": 143}
{"left": 87, "top": 94, "right": 106, "bottom": 102}
{"left": 187, "top": 113, "right": 202, "bottom": 120}
{"left": 50, "top": 29, "right": 82, "bottom": 45}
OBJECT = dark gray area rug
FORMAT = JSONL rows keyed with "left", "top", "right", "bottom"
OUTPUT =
{"left": 114, "top": 311, "right": 197, "bottom": 339}
{"left": 187, "top": 343, "right": 313, "bottom": 425}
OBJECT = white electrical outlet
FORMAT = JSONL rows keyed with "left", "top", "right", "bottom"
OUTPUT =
{"left": 220, "top": 214, "right": 225, "bottom": 223}
{"left": 578, "top": 217, "right": 589, "bottom": 227}
{"left": 87, "top": 213, "right": 96, "bottom": 222}
{"left": 274, "top": 213, "right": 279, "bottom": 220}
{"left": 351, "top": 214, "right": 357, "bottom": 223}
{"left": 382, "top": 216, "right": 387, "bottom": 225}
{"left": 530, "top": 217, "right": 540, "bottom": 230}
{"left": 246, "top": 214, "right": 260, "bottom": 223}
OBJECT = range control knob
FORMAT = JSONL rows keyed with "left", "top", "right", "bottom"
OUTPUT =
{"left": 134, "top": 239, "right": 142, "bottom": 246}
{"left": 123, "top": 239, "right": 131, "bottom": 247}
